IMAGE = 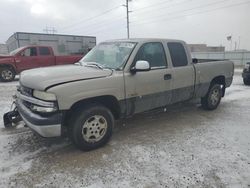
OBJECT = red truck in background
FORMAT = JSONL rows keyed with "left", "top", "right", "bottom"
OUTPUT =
{"left": 0, "top": 45, "right": 83, "bottom": 82}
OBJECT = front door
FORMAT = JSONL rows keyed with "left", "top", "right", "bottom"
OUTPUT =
{"left": 15, "top": 47, "right": 39, "bottom": 72}
{"left": 125, "top": 42, "right": 173, "bottom": 115}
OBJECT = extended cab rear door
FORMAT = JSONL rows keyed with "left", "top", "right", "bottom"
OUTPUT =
{"left": 124, "top": 42, "right": 173, "bottom": 115}
{"left": 37, "top": 47, "right": 55, "bottom": 67}
{"left": 166, "top": 42, "right": 195, "bottom": 103}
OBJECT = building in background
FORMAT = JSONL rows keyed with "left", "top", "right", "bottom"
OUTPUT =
{"left": 188, "top": 44, "right": 225, "bottom": 52}
{"left": 188, "top": 44, "right": 250, "bottom": 66}
{"left": 6, "top": 32, "right": 96, "bottom": 55}
{"left": 192, "top": 50, "right": 250, "bottom": 66}
{"left": 0, "top": 43, "right": 8, "bottom": 54}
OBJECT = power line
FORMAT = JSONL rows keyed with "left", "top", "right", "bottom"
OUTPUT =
{"left": 62, "top": 15, "right": 126, "bottom": 34}
{"left": 60, "top": 5, "right": 122, "bottom": 31}
{"left": 130, "top": 0, "right": 250, "bottom": 26}
{"left": 130, "top": 0, "right": 229, "bottom": 24}
{"left": 84, "top": 23, "right": 127, "bottom": 36}
{"left": 69, "top": 16, "right": 126, "bottom": 35}
{"left": 131, "top": 0, "right": 188, "bottom": 12}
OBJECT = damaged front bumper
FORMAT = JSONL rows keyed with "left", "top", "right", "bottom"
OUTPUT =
{"left": 3, "top": 105, "right": 22, "bottom": 128}
{"left": 3, "top": 93, "right": 63, "bottom": 138}
{"left": 16, "top": 98, "right": 63, "bottom": 137}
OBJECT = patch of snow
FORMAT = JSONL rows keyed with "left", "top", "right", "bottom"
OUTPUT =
{"left": 0, "top": 73, "right": 249, "bottom": 188}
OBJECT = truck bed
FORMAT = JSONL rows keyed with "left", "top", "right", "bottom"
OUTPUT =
{"left": 194, "top": 60, "right": 234, "bottom": 97}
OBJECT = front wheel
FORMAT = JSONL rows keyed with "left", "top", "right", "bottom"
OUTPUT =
{"left": 69, "top": 104, "right": 114, "bottom": 151}
{"left": 201, "top": 84, "right": 222, "bottom": 110}
{"left": 243, "top": 78, "right": 250, "bottom": 85}
{"left": 0, "top": 67, "right": 15, "bottom": 82}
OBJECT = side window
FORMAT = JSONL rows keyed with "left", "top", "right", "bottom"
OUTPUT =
{"left": 135, "top": 42, "right": 167, "bottom": 68}
{"left": 39, "top": 47, "right": 51, "bottom": 56}
{"left": 167, "top": 42, "right": 188, "bottom": 67}
{"left": 23, "top": 47, "right": 37, "bottom": 56}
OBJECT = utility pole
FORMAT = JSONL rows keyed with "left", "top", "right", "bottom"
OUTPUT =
{"left": 238, "top": 36, "right": 241, "bottom": 50}
{"left": 43, "top": 26, "right": 57, "bottom": 34}
{"left": 126, "top": 0, "right": 130, "bottom": 39}
{"left": 123, "top": 0, "right": 131, "bottom": 38}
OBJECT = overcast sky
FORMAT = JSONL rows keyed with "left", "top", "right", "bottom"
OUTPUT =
{"left": 0, "top": 0, "right": 249, "bottom": 50}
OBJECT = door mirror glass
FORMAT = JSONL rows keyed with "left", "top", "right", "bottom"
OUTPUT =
{"left": 192, "top": 58, "right": 198, "bottom": 64}
{"left": 131, "top": 60, "right": 150, "bottom": 73}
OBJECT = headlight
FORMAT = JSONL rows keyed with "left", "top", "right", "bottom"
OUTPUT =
{"left": 30, "top": 105, "right": 57, "bottom": 113}
{"left": 33, "top": 90, "right": 56, "bottom": 101}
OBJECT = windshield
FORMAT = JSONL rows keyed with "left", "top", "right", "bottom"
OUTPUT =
{"left": 9, "top": 46, "right": 26, "bottom": 55}
{"left": 80, "top": 42, "right": 136, "bottom": 69}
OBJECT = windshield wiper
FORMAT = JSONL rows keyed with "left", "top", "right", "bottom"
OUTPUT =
{"left": 83, "top": 62, "right": 104, "bottom": 70}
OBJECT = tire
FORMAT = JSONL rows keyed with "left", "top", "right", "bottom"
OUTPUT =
{"left": 69, "top": 104, "right": 114, "bottom": 151}
{"left": 201, "top": 84, "right": 222, "bottom": 110}
{"left": 0, "top": 67, "right": 15, "bottom": 82}
{"left": 243, "top": 78, "right": 250, "bottom": 85}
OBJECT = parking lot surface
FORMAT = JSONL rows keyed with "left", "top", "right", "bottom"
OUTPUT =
{"left": 0, "top": 71, "right": 249, "bottom": 188}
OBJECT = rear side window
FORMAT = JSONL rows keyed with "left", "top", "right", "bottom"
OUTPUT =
{"left": 168, "top": 42, "right": 188, "bottom": 67}
{"left": 39, "top": 47, "right": 51, "bottom": 56}
{"left": 135, "top": 42, "right": 167, "bottom": 68}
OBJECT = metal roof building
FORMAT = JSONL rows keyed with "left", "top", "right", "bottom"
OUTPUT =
{"left": 188, "top": 44, "right": 225, "bottom": 52}
{"left": 6, "top": 32, "right": 96, "bottom": 55}
{"left": 0, "top": 43, "right": 8, "bottom": 54}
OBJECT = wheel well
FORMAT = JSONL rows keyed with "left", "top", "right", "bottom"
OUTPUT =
{"left": 211, "top": 75, "right": 226, "bottom": 97}
{"left": 0, "top": 64, "right": 16, "bottom": 74}
{"left": 64, "top": 95, "right": 121, "bottom": 126}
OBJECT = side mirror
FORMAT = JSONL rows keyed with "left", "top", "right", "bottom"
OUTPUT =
{"left": 192, "top": 58, "right": 198, "bottom": 64}
{"left": 131, "top": 60, "right": 150, "bottom": 73}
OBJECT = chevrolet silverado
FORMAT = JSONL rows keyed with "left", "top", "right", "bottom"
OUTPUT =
{"left": 4, "top": 39, "right": 234, "bottom": 151}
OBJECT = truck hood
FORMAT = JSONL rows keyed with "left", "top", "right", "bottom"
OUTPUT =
{"left": 0, "top": 55, "right": 13, "bottom": 59}
{"left": 20, "top": 65, "right": 113, "bottom": 90}
{"left": 0, "top": 57, "right": 14, "bottom": 64}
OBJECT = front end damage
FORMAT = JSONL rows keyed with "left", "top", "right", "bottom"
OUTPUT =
{"left": 3, "top": 100, "right": 22, "bottom": 128}
{"left": 3, "top": 86, "right": 63, "bottom": 137}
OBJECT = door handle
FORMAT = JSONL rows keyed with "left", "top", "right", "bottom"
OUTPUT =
{"left": 164, "top": 74, "right": 172, "bottom": 80}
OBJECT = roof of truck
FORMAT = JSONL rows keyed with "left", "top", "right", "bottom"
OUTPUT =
{"left": 104, "top": 38, "right": 186, "bottom": 43}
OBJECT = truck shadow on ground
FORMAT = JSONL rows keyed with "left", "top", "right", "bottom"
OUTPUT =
{"left": 7, "top": 100, "right": 220, "bottom": 155}
{"left": 3, "top": 100, "right": 233, "bottom": 187}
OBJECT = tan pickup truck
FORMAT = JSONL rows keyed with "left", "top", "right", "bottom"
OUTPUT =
{"left": 4, "top": 38, "right": 234, "bottom": 151}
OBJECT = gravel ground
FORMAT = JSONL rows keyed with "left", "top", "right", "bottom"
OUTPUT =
{"left": 0, "top": 71, "right": 249, "bottom": 188}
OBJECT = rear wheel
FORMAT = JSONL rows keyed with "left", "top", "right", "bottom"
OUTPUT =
{"left": 69, "top": 104, "right": 114, "bottom": 151}
{"left": 201, "top": 84, "right": 222, "bottom": 110}
{"left": 0, "top": 67, "right": 15, "bottom": 82}
{"left": 243, "top": 78, "right": 250, "bottom": 85}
